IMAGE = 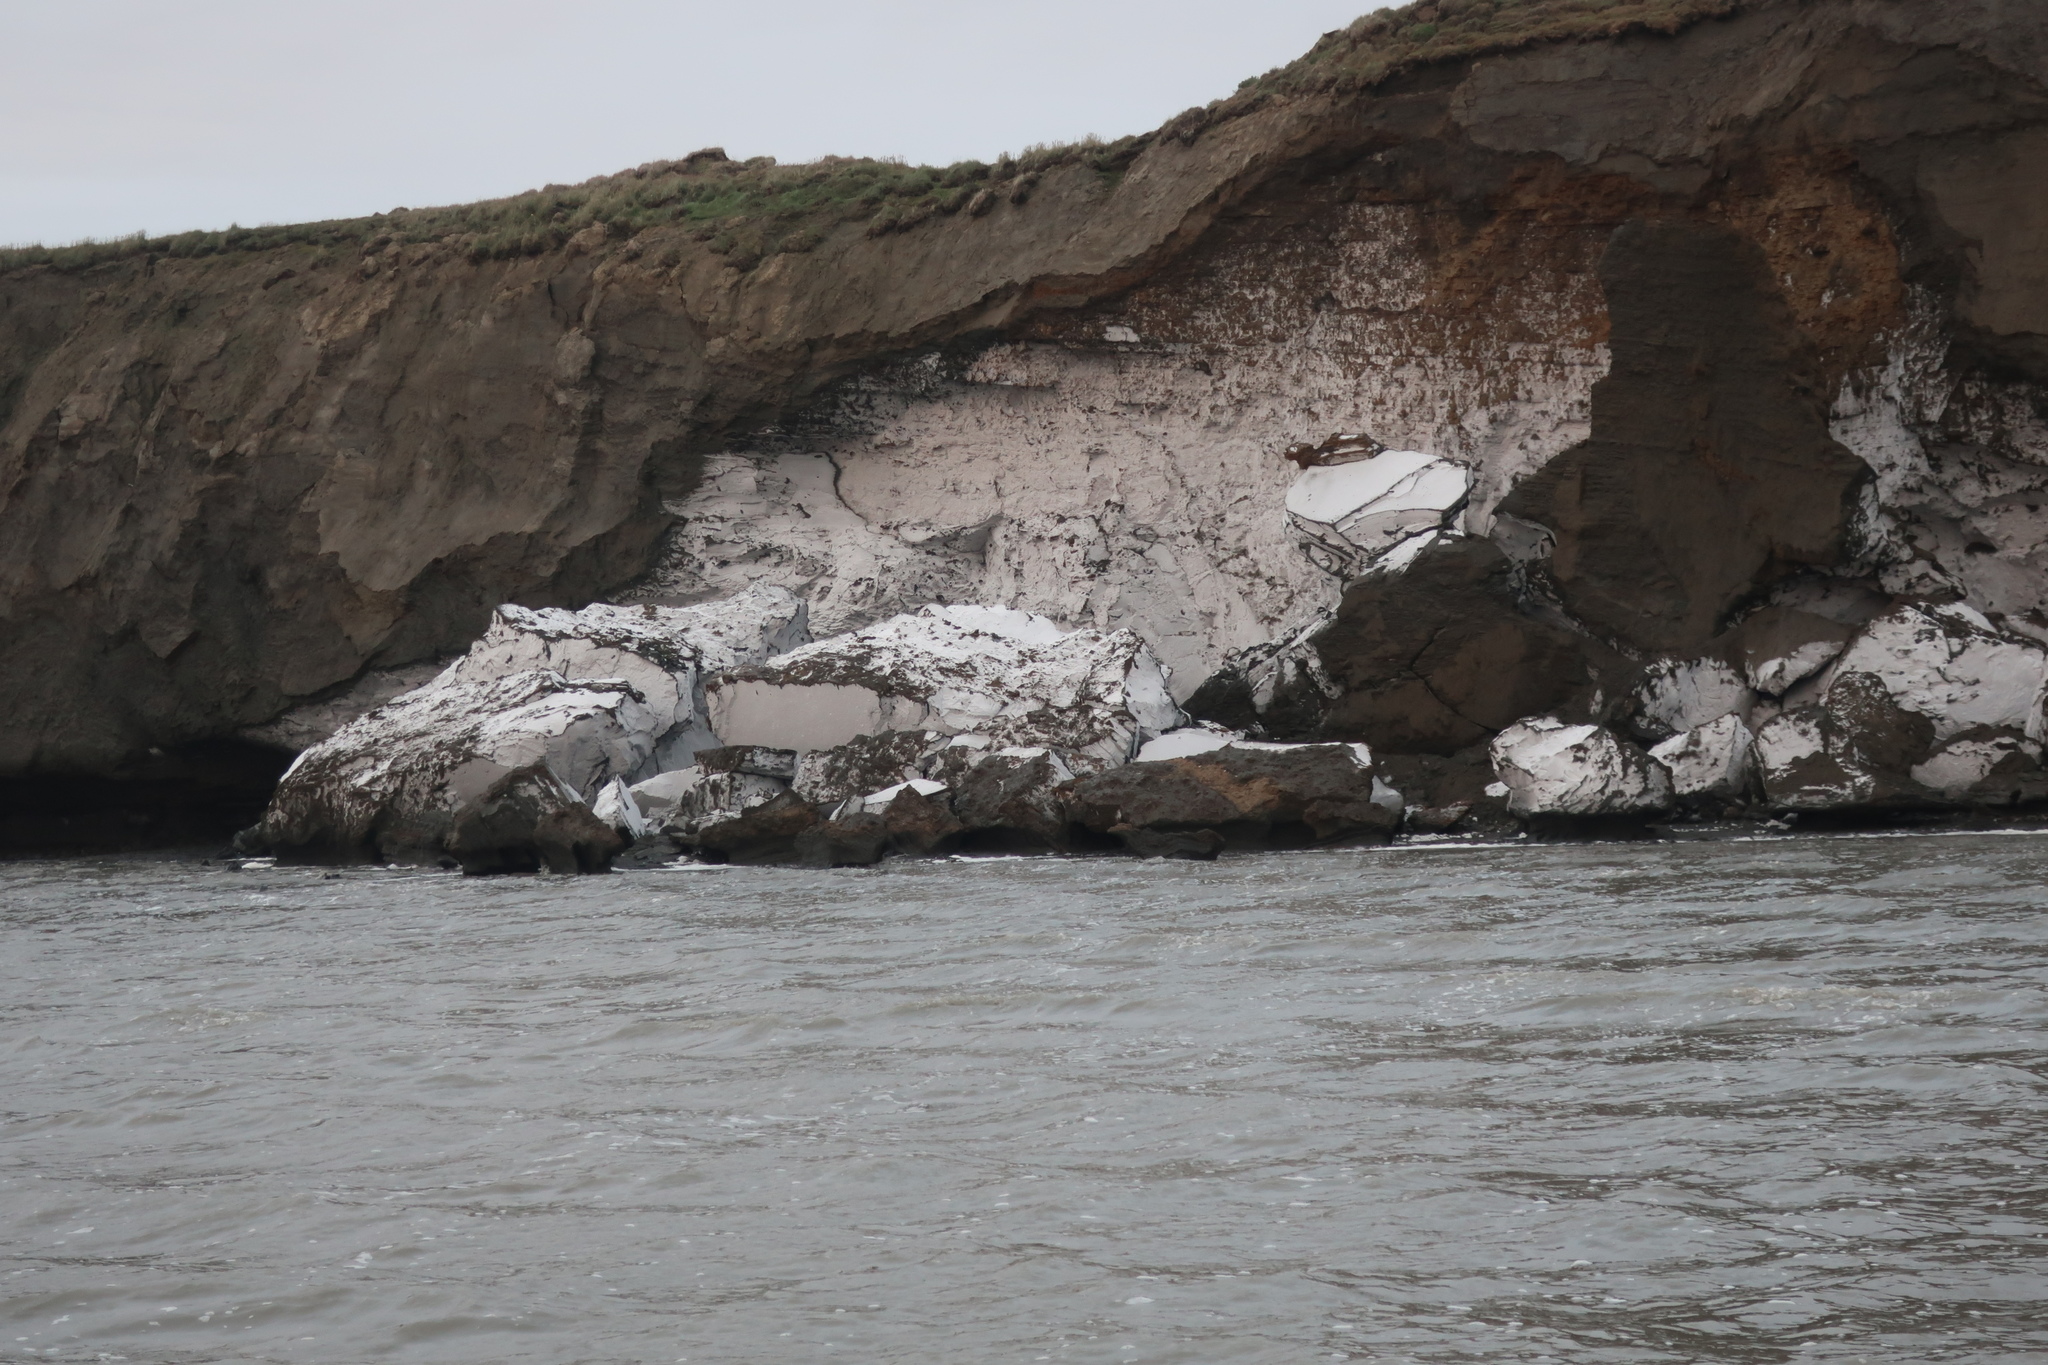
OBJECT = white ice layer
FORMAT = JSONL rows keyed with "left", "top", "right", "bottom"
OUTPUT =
{"left": 706, "top": 603, "right": 1184, "bottom": 770}
{"left": 852, "top": 778, "right": 950, "bottom": 815}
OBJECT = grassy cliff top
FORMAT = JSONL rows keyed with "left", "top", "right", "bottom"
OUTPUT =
{"left": 0, "top": 0, "right": 1749, "bottom": 276}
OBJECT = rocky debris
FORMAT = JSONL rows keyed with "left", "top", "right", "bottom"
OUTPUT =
{"left": 1286, "top": 448, "right": 1470, "bottom": 572}
{"left": 1282, "top": 432, "right": 1384, "bottom": 470}
{"left": 1649, "top": 713, "right": 1756, "bottom": 805}
{"left": 1488, "top": 718, "right": 1674, "bottom": 820}
{"left": 238, "top": 586, "right": 813, "bottom": 869}
{"left": 664, "top": 770, "right": 790, "bottom": 836}
{"left": 1754, "top": 672, "right": 1937, "bottom": 811}
{"left": 1372, "top": 748, "right": 1517, "bottom": 835}
{"left": 784, "top": 778, "right": 972, "bottom": 868}
{"left": 1634, "top": 659, "right": 1751, "bottom": 741}
{"left": 1180, "top": 617, "right": 1342, "bottom": 741}
{"left": 1831, "top": 604, "right": 2048, "bottom": 741}
{"left": 245, "top": 669, "right": 658, "bottom": 865}
{"left": 1060, "top": 742, "right": 1399, "bottom": 856}
{"left": 444, "top": 585, "right": 808, "bottom": 771}
{"left": 1742, "top": 608, "right": 2048, "bottom": 813}
{"left": 1300, "top": 537, "right": 1611, "bottom": 754}
{"left": 444, "top": 764, "right": 625, "bottom": 876}
{"left": 1732, "top": 607, "right": 1855, "bottom": 697}
{"left": 707, "top": 604, "right": 1182, "bottom": 769}
{"left": 792, "top": 730, "right": 936, "bottom": 807}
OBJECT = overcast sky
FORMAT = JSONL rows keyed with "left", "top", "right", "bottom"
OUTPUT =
{"left": 3, "top": 0, "right": 1384, "bottom": 247}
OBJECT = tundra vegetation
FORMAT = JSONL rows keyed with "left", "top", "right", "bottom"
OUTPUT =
{"left": 0, "top": 0, "right": 1747, "bottom": 275}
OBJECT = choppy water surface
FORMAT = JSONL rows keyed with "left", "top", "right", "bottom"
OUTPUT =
{"left": 2, "top": 836, "right": 2045, "bottom": 1365}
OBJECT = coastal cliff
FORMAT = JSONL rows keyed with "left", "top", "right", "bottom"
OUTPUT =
{"left": 5, "top": 0, "right": 2047, "bottom": 850}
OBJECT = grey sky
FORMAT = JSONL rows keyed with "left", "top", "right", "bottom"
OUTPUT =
{"left": 3, "top": 1, "right": 1383, "bottom": 247}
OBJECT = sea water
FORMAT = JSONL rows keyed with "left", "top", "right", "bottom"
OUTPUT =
{"left": 2, "top": 835, "right": 2044, "bottom": 1363}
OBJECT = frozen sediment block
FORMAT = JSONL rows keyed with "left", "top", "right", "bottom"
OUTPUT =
{"left": 1635, "top": 659, "right": 1752, "bottom": 738}
{"left": 1649, "top": 713, "right": 1755, "bottom": 802}
{"left": 1830, "top": 603, "right": 2048, "bottom": 740}
{"left": 1489, "top": 717, "right": 1674, "bottom": 818}
{"left": 242, "top": 586, "right": 810, "bottom": 869}
{"left": 706, "top": 603, "right": 1183, "bottom": 770}
{"left": 1061, "top": 741, "right": 1400, "bottom": 856}
{"left": 248, "top": 669, "right": 657, "bottom": 864}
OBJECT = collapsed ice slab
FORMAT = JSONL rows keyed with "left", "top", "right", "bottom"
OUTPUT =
{"left": 242, "top": 586, "right": 808, "bottom": 868}
{"left": 1286, "top": 449, "right": 1470, "bottom": 565}
{"left": 1489, "top": 717, "right": 1674, "bottom": 819}
{"left": 247, "top": 669, "right": 658, "bottom": 864}
{"left": 447, "top": 584, "right": 809, "bottom": 769}
{"left": 1911, "top": 730, "right": 2048, "bottom": 804}
{"left": 706, "top": 604, "right": 1183, "bottom": 770}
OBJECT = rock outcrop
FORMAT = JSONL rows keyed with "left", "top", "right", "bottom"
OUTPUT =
{"left": 10, "top": 0, "right": 2048, "bottom": 849}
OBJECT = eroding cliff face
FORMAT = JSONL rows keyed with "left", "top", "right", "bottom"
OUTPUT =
{"left": 7, "top": 0, "right": 2048, "bottom": 846}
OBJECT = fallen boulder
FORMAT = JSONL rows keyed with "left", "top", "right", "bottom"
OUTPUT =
{"left": 1633, "top": 659, "right": 1752, "bottom": 741}
{"left": 706, "top": 604, "right": 1182, "bottom": 771}
{"left": 1911, "top": 728, "right": 2048, "bottom": 805}
{"left": 1061, "top": 742, "right": 1399, "bottom": 856}
{"left": 1489, "top": 718, "right": 1674, "bottom": 821}
{"left": 946, "top": 747, "right": 1078, "bottom": 852}
{"left": 689, "top": 790, "right": 823, "bottom": 865}
{"left": 792, "top": 730, "right": 937, "bottom": 808}
{"left": 1732, "top": 606, "right": 1854, "bottom": 697}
